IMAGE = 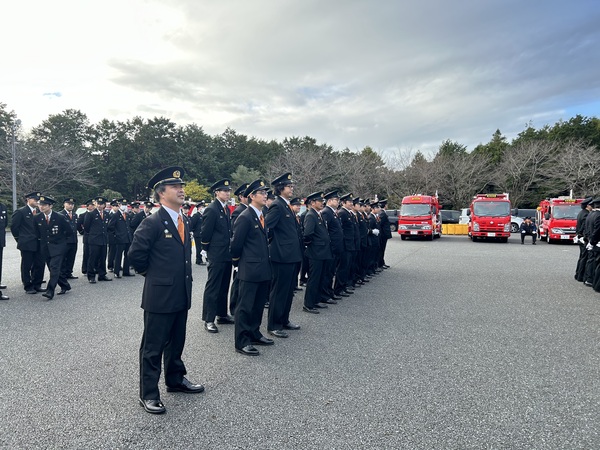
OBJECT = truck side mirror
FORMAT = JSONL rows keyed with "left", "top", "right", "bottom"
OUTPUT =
{"left": 544, "top": 213, "right": 550, "bottom": 220}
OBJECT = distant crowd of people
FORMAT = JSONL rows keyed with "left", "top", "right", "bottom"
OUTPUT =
{"left": 574, "top": 197, "right": 600, "bottom": 292}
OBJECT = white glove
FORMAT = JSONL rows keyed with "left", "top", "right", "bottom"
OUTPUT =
{"left": 586, "top": 243, "right": 593, "bottom": 251}
{"left": 521, "top": 230, "right": 526, "bottom": 234}
{"left": 573, "top": 236, "right": 580, "bottom": 244}
{"left": 201, "top": 250, "right": 207, "bottom": 259}
{"left": 233, "top": 266, "right": 238, "bottom": 273}
{"left": 372, "top": 229, "right": 380, "bottom": 236}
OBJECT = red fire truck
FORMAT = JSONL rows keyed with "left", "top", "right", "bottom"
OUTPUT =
{"left": 536, "top": 197, "right": 583, "bottom": 243}
{"left": 398, "top": 195, "right": 442, "bottom": 240}
{"left": 468, "top": 193, "right": 511, "bottom": 242}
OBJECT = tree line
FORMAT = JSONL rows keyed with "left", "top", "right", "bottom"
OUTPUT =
{"left": 1, "top": 102, "right": 599, "bottom": 214}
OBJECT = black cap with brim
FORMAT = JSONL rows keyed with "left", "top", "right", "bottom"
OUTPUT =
{"left": 38, "top": 195, "right": 56, "bottom": 205}
{"left": 25, "top": 192, "right": 42, "bottom": 200}
{"left": 271, "top": 172, "right": 293, "bottom": 186}
{"left": 340, "top": 193, "right": 353, "bottom": 203}
{"left": 234, "top": 183, "right": 250, "bottom": 197}
{"left": 210, "top": 179, "right": 231, "bottom": 192}
{"left": 147, "top": 166, "right": 185, "bottom": 190}
{"left": 63, "top": 197, "right": 76, "bottom": 204}
{"left": 306, "top": 192, "right": 324, "bottom": 203}
{"left": 110, "top": 199, "right": 119, "bottom": 206}
{"left": 324, "top": 191, "right": 339, "bottom": 200}
{"left": 592, "top": 198, "right": 600, "bottom": 206}
{"left": 290, "top": 197, "right": 302, "bottom": 206}
{"left": 244, "top": 179, "right": 268, "bottom": 197}
{"left": 353, "top": 197, "right": 360, "bottom": 205}
{"left": 85, "top": 198, "right": 94, "bottom": 206}
{"left": 582, "top": 196, "right": 594, "bottom": 207}
{"left": 96, "top": 197, "right": 109, "bottom": 204}
{"left": 144, "top": 201, "right": 154, "bottom": 208}
{"left": 131, "top": 202, "right": 140, "bottom": 208}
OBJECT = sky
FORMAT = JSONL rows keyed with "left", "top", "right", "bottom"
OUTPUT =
{"left": 1, "top": 0, "right": 599, "bottom": 157}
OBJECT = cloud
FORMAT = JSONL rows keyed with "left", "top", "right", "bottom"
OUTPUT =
{"left": 42, "top": 92, "right": 62, "bottom": 98}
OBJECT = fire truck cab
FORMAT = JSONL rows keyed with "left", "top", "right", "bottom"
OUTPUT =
{"left": 468, "top": 193, "right": 511, "bottom": 242}
{"left": 536, "top": 197, "right": 583, "bottom": 243}
{"left": 398, "top": 195, "right": 442, "bottom": 240}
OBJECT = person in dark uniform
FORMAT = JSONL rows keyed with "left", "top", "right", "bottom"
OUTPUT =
{"left": 354, "top": 198, "right": 369, "bottom": 284}
{"left": 201, "top": 179, "right": 234, "bottom": 333}
{"left": 129, "top": 166, "right": 204, "bottom": 415}
{"left": 77, "top": 199, "right": 95, "bottom": 275}
{"left": 60, "top": 197, "right": 78, "bottom": 280}
{"left": 298, "top": 199, "right": 311, "bottom": 286}
{"left": 129, "top": 202, "right": 142, "bottom": 233}
{"left": 108, "top": 198, "right": 134, "bottom": 278}
{"left": 265, "top": 173, "right": 303, "bottom": 338}
{"left": 107, "top": 200, "right": 119, "bottom": 272}
{"left": 228, "top": 183, "right": 249, "bottom": 316}
{"left": 584, "top": 198, "right": 600, "bottom": 287}
{"left": 290, "top": 197, "right": 304, "bottom": 291}
{"left": 590, "top": 200, "right": 600, "bottom": 292}
{"left": 321, "top": 191, "right": 344, "bottom": 304}
{"left": 302, "top": 192, "right": 333, "bottom": 313}
{"left": 334, "top": 193, "right": 356, "bottom": 297}
{"left": 367, "top": 200, "right": 382, "bottom": 274}
{"left": 519, "top": 217, "right": 537, "bottom": 244}
{"left": 84, "top": 196, "right": 112, "bottom": 283}
{"left": 0, "top": 201, "right": 8, "bottom": 300}
{"left": 230, "top": 179, "right": 274, "bottom": 356}
{"left": 11, "top": 192, "right": 45, "bottom": 294}
{"left": 378, "top": 199, "right": 392, "bottom": 269}
{"left": 575, "top": 197, "right": 593, "bottom": 282}
{"left": 34, "top": 196, "right": 73, "bottom": 300}
{"left": 190, "top": 205, "right": 204, "bottom": 265}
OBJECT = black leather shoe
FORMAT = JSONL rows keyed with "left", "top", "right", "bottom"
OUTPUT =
{"left": 198, "top": 261, "right": 207, "bottom": 266}
{"left": 114, "top": 274, "right": 122, "bottom": 278}
{"left": 35, "top": 287, "right": 47, "bottom": 293}
{"left": 166, "top": 377, "right": 205, "bottom": 393}
{"left": 382, "top": 265, "right": 390, "bottom": 269}
{"left": 216, "top": 315, "right": 235, "bottom": 325}
{"left": 98, "top": 276, "right": 112, "bottom": 281}
{"left": 123, "top": 273, "right": 135, "bottom": 277}
{"left": 323, "top": 298, "right": 337, "bottom": 305}
{"left": 294, "top": 286, "right": 303, "bottom": 291}
{"left": 346, "top": 286, "right": 355, "bottom": 291}
{"left": 252, "top": 336, "right": 275, "bottom": 346}
{"left": 0, "top": 294, "right": 8, "bottom": 300}
{"left": 299, "top": 280, "right": 307, "bottom": 286}
{"left": 315, "top": 303, "right": 328, "bottom": 309}
{"left": 0, "top": 284, "right": 7, "bottom": 289}
{"left": 361, "top": 278, "right": 370, "bottom": 283}
{"left": 26, "top": 289, "right": 38, "bottom": 294}
{"left": 66, "top": 276, "right": 78, "bottom": 280}
{"left": 337, "top": 292, "right": 350, "bottom": 297}
{"left": 236, "top": 345, "right": 259, "bottom": 356}
{"left": 302, "top": 306, "right": 320, "bottom": 314}
{"left": 584, "top": 281, "right": 593, "bottom": 287}
{"left": 283, "top": 321, "right": 301, "bottom": 330}
{"left": 332, "top": 295, "right": 342, "bottom": 300}
{"left": 204, "top": 322, "right": 219, "bottom": 333}
{"left": 264, "top": 302, "right": 269, "bottom": 308}
{"left": 268, "top": 329, "right": 288, "bottom": 338}
{"left": 42, "top": 291, "right": 54, "bottom": 300}
{"left": 88, "top": 279, "right": 96, "bottom": 284}
{"left": 57, "top": 287, "right": 71, "bottom": 295}
{"left": 139, "top": 398, "right": 166, "bottom": 414}
{"left": 343, "top": 289, "right": 354, "bottom": 295}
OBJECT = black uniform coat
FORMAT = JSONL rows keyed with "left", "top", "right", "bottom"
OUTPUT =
{"left": 231, "top": 207, "right": 271, "bottom": 282}
{"left": 35, "top": 211, "right": 73, "bottom": 258}
{"left": 11, "top": 205, "right": 40, "bottom": 252}
{"left": 190, "top": 212, "right": 203, "bottom": 238}
{"left": 303, "top": 209, "right": 332, "bottom": 261}
{"left": 108, "top": 210, "right": 133, "bottom": 244}
{"left": 0, "top": 202, "right": 7, "bottom": 248}
{"left": 321, "top": 205, "right": 344, "bottom": 257}
{"left": 379, "top": 210, "right": 392, "bottom": 240}
{"left": 200, "top": 199, "right": 232, "bottom": 262}
{"left": 266, "top": 197, "right": 303, "bottom": 263}
{"left": 368, "top": 213, "right": 381, "bottom": 248}
{"left": 60, "top": 209, "right": 78, "bottom": 244}
{"left": 230, "top": 203, "right": 247, "bottom": 229}
{"left": 128, "top": 207, "right": 193, "bottom": 313}
{"left": 83, "top": 209, "right": 110, "bottom": 245}
{"left": 338, "top": 208, "right": 357, "bottom": 252}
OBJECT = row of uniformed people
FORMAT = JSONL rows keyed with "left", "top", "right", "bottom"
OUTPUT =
{"left": 575, "top": 196, "right": 600, "bottom": 292}
{"left": 197, "top": 173, "right": 392, "bottom": 356}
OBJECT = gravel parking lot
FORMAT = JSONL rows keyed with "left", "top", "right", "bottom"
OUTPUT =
{"left": 0, "top": 233, "right": 598, "bottom": 449}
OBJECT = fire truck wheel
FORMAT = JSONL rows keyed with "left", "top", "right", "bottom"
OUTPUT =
{"left": 400, "top": 235, "right": 407, "bottom": 240}
{"left": 472, "top": 236, "right": 478, "bottom": 242}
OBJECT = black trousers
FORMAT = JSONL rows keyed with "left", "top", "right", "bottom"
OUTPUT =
{"left": 575, "top": 244, "right": 588, "bottom": 282}
{"left": 107, "top": 243, "right": 116, "bottom": 270}
{"left": 584, "top": 249, "right": 596, "bottom": 283}
{"left": 335, "top": 250, "right": 352, "bottom": 294}
{"left": 268, "top": 262, "right": 296, "bottom": 331}
{"left": 81, "top": 242, "right": 89, "bottom": 274}
{"left": 0, "top": 246, "right": 3, "bottom": 284}
{"left": 194, "top": 237, "right": 203, "bottom": 263}
{"left": 202, "top": 261, "right": 232, "bottom": 322}
{"left": 61, "top": 242, "right": 77, "bottom": 278}
{"left": 229, "top": 270, "right": 240, "bottom": 316}
{"left": 114, "top": 243, "right": 131, "bottom": 275}
{"left": 20, "top": 249, "right": 45, "bottom": 291}
{"left": 300, "top": 252, "right": 309, "bottom": 282}
{"left": 322, "top": 255, "right": 339, "bottom": 300}
{"left": 521, "top": 232, "right": 536, "bottom": 243}
{"left": 378, "top": 238, "right": 389, "bottom": 267}
{"left": 87, "top": 244, "right": 107, "bottom": 279}
{"left": 235, "top": 279, "right": 269, "bottom": 349}
{"left": 42, "top": 251, "right": 70, "bottom": 293}
{"left": 304, "top": 259, "right": 329, "bottom": 308}
{"left": 139, "top": 309, "right": 188, "bottom": 400}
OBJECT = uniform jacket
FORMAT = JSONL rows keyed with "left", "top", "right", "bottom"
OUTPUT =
{"left": 588, "top": 210, "right": 600, "bottom": 246}
{"left": 379, "top": 210, "right": 392, "bottom": 240}
{"left": 83, "top": 208, "right": 111, "bottom": 246}
{"left": 128, "top": 206, "right": 192, "bottom": 313}
{"left": 34, "top": 211, "right": 73, "bottom": 258}
{"left": 303, "top": 209, "right": 332, "bottom": 261}
{"left": 519, "top": 221, "right": 537, "bottom": 234}
{"left": 190, "top": 212, "right": 203, "bottom": 238}
{"left": 0, "top": 203, "right": 7, "bottom": 248}
{"left": 338, "top": 207, "right": 356, "bottom": 252}
{"left": 266, "top": 196, "right": 302, "bottom": 264}
{"left": 130, "top": 211, "right": 147, "bottom": 232}
{"left": 60, "top": 209, "right": 78, "bottom": 244}
{"left": 368, "top": 213, "right": 381, "bottom": 248}
{"left": 230, "top": 206, "right": 271, "bottom": 282}
{"left": 357, "top": 211, "right": 368, "bottom": 248}
{"left": 108, "top": 210, "right": 133, "bottom": 244}
{"left": 10, "top": 205, "right": 40, "bottom": 252}
{"left": 230, "top": 203, "right": 247, "bottom": 229}
{"left": 352, "top": 212, "right": 361, "bottom": 250}
{"left": 576, "top": 208, "right": 589, "bottom": 239}
{"left": 200, "top": 199, "right": 232, "bottom": 262}
{"left": 321, "top": 205, "right": 344, "bottom": 256}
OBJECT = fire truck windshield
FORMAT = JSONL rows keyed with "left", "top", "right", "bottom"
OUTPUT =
{"left": 473, "top": 201, "right": 510, "bottom": 217}
{"left": 400, "top": 204, "right": 431, "bottom": 216}
{"left": 552, "top": 204, "right": 579, "bottom": 219}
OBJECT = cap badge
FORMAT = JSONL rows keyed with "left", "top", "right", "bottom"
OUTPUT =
{"left": 224, "top": 181, "right": 229, "bottom": 186}
{"left": 173, "top": 170, "right": 181, "bottom": 178}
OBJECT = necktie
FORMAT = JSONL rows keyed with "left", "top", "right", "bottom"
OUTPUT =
{"left": 46, "top": 215, "right": 50, "bottom": 224}
{"left": 178, "top": 215, "right": 185, "bottom": 242}
{"left": 123, "top": 212, "right": 127, "bottom": 220}
{"left": 260, "top": 214, "right": 265, "bottom": 228}
{"left": 100, "top": 212, "right": 103, "bottom": 220}
{"left": 32, "top": 209, "right": 37, "bottom": 215}
{"left": 68, "top": 212, "right": 72, "bottom": 220}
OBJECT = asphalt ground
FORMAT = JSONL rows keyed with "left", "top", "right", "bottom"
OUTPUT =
{"left": 0, "top": 232, "right": 598, "bottom": 449}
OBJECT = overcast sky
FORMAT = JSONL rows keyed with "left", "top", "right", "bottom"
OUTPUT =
{"left": 2, "top": 0, "right": 599, "bottom": 155}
